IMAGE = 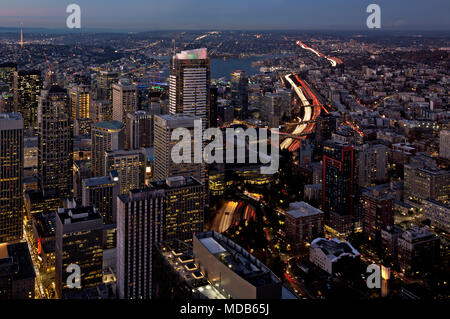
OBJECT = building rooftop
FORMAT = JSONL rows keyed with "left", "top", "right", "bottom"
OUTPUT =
{"left": 57, "top": 206, "right": 102, "bottom": 225}
{"left": 0, "top": 112, "right": 23, "bottom": 121}
{"left": 92, "top": 120, "right": 124, "bottom": 131}
{"left": 196, "top": 231, "right": 282, "bottom": 288}
{"left": 0, "top": 242, "right": 36, "bottom": 281}
{"left": 175, "top": 48, "right": 207, "bottom": 60}
{"left": 83, "top": 172, "right": 118, "bottom": 187}
{"left": 286, "top": 201, "right": 324, "bottom": 219}
{"left": 310, "top": 238, "right": 360, "bottom": 262}
{"left": 156, "top": 240, "right": 226, "bottom": 299}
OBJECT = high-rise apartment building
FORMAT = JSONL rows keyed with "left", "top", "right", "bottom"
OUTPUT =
{"left": 13, "top": 70, "right": 42, "bottom": 129}
{"left": 0, "top": 113, "right": 23, "bottom": 243}
{"left": 357, "top": 144, "right": 388, "bottom": 187}
{"left": 55, "top": 206, "right": 103, "bottom": 298}
{"left": 37, "top": 85, "right": 73, "bottom": 199}
{"left": 361, "top": 187, "right": 394, "bottom": 247}
{"left": 91, "top": 121, "right": 125, "bottom": 177}
{"left": 322, "top": 141, "right": 356, "bottom": 233}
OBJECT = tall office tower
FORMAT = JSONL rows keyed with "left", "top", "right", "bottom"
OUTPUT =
{"left": 69, "top": 84, "right": 91, "bottom": 136}
{"left": 357, "top": 144, "right": 388, "bottom": 187}
{"left": 91, "top": 121, "right": 125, "bottom": 177}
{"left": 105, "top": 149, "right": 146, "bottom": 194}
{"left": 112, "top": 80, "right": 137, "bottom": 125}
{"left": 37, "top": 85, "right": 73, "bottom": 199}
{"left": 209, "top": 86, "right": 218, "bottom": 128}
{"left": 55, "top": 205, "right": 103, "bottom": 298}
{"left": 169, "top": 50, "right": 209, "bottom": 201}
{"left": 322, "top": 141, "right": 356, "bottom": 234}
{"left": 135, "top": 83, "right": 150, "bottom": 111}
{"left": 82, "top": 171, "right": 119, "bottom": 225}
{"left": 151, "top": 176, "right": 204, "bottom": 243}
{"left": 96, "top": 71, "right": 118, "bottom": 101}
{"left": 0, "top": 113, "right": 24, "bottom": 243}
{"left": 13, "top": 70, "right": 43, "bottom": 130}
{"left": 91, "top": 99, "right": 112, "bottom": 122}
{"left": 0, "top": 242, "right": 36, "bottom": 299}
{"left": 230, "top": 70, "right": 248, "bottom": 118}
{"left": 261, "top": 93, "right": 282, "bottom": 128}
{"left": 169, "top": 48, "right": 210, "bottom": 128}
{"left": 440, "top": 129, "right": 450, "bottom": 160}
{"left": 117, "top": 187, "right": 165, "bottom": 299}
{"left": 116, "top": 176, "right": 203, "bottom": 299}
{"left": 0, "top": 62, "right": 17, "bottom": 92}
{"left": 126, "top": 111, "right": 153, "bottom": 149}
{"left": 153, "top": 114, "right": 202, "bottom": 182}
{"left": 361, "top": 188, "right": 394, "bottom": 247}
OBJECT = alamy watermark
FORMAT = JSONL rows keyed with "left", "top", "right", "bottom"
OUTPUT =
{"left": 366, "top": 4, "right": 381, "bottom": 29}
{"left": 66, "top": 4, "right": 81, "bottom": 29}
{"left": 171, "top": 120, "right": 280, "bottom": 175}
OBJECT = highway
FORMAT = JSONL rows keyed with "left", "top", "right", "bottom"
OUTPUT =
{"left": 280, "top": 74, "right": 322, "bottom": 151}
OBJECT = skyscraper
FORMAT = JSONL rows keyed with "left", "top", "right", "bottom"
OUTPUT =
{"left": 0, "top": 62, "right": 17, "bottom": 92}
{"left": 440, "top": 129, "right": 450, "bottom": 160}
{"left": 37, "top": 85, "right": 73, "bottom": 199}
{"left": 96, "top": 71, "right": 118, "bottom": 101}
{"left": 126, "top": 111, "right": 153, "bottom": 149}
{"left": 151, "top": 176, "right": 204, "bottom": 243}
{"left": 230, "top": 70, "right": 248, "bottom": 118}
{"left": 82, "top": 171, "right": 120, "bottom": 225}
{"left": 322, "top": 141, "right": 356, "bottom": 233}
{"left": 13, "top": 70, "right": 42, "bottom": 130}
{"left": 0, "top": 242, "right": 36, "bottom": 299}
{"left": 0, "top": 113, "right": 23, "bottom": 243}
{"left": 153, "top": 114, "right": 202, "bottom": 182}
{"left": 116, "top": 176, "right": 203, "bottom": 299}
{"left": 361, "top": 187, "right": 394, "bottom": 247}
{"left": 69, "top": 84, "right": 91, "bottom": 136}
{"left": 91, "top": 121, "right": 125, "bottom": 177}
{"left": 112, "top": 80, "right": 137, "bottom": 125}
{"left": 169, "top": 48, "right": 210, "bottom": 128}
{"left": 55, "top": 205, "right": 103, "bottom": 298}
{"left": 117, "top": 187, "right": 165, "bottom": 299}
{"left": 357, "top": 144, "right": 388, "bottom": 187}
{"left": 104, "top": 149, "right": 146, "bottom": 194}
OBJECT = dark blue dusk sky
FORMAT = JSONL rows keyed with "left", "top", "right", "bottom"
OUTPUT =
{"left": 1, "top": 0, "right": 449, "bottom": 31}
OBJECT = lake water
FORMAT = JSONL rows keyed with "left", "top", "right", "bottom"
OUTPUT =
{"left": 210, "top": 56, "right": 263, "bottom": 80}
